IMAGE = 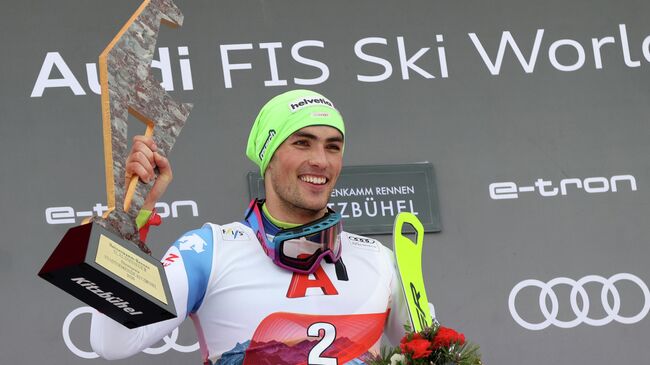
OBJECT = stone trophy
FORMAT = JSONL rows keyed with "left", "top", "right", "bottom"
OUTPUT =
{"left": 38, "top": 0, "right": 192, "bottom": 329}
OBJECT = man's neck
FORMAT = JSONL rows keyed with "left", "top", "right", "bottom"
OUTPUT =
{"left": 261, "top": 203, "right": 299, "bottom": 229}
{"left": 264, "top": 199, "right": 327, "bottom": 225}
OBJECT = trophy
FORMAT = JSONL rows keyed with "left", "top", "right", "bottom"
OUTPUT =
{"left": 38, "top": 0, "right": 192, "bottom": 329}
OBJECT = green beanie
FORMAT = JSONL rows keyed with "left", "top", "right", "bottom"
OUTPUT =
{"left": 246, "top": 89, "right": 345, "bottom": 175}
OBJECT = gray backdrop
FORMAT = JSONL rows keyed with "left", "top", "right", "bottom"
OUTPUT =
{"left": 1, "top": 0, "right": 649, "bottom": 364}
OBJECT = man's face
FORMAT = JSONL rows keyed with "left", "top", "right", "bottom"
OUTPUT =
{"left": 265, "top": 125, "right": 344, "bottom": 218}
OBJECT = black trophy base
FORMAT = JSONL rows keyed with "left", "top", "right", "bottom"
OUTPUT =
{"left": 38, "top": 222, "right": 176, "bottom": 329}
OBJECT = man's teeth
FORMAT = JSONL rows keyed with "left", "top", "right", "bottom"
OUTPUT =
{"left": 300, "top": 175, "right": 326, "bottom": 185}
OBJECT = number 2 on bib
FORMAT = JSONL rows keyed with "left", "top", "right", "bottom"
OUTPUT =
{"left": 307, "top": 322, "right": 337, "bottom": 365}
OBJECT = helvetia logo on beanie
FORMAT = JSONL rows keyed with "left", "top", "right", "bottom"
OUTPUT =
{"left": 288, "top": 96, "right": 335, "bottom": 112}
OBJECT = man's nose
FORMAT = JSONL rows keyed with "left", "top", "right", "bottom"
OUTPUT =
{"left": 308, "top": 146, "right": 328, "bottom": 167}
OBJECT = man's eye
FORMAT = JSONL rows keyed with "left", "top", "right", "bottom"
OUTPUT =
{"left": 294, "top": 140, "right": 309, "bottom": 146}
{"left": 327, "top": 144, "right": 342, "bottom": 151}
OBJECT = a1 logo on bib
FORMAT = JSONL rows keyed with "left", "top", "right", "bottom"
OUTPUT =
{"left": 347, "top": 234, "right": 380, "bottom": 252}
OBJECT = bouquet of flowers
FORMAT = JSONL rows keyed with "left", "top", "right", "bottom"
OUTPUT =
{"left": 368, "top": 322, "right": 482, "bottom": 365}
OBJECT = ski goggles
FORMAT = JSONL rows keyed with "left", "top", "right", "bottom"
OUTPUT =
{"left": 244, "top": 199, "right": 343, "bottom": 275}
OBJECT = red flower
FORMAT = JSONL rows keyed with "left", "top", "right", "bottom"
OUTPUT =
{"left": 432, "top": 326, "right": 466, "bottom": 349}
{"left": 400, "top": 333, "right": 432, "bottom": 359}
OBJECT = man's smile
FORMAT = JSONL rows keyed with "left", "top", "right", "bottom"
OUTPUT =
{"left": 299, "top": 174, "right": 328, "bottom": 185}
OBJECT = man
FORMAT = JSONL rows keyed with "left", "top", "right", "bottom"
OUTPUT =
{"left": 90, "top": 89, "right": 408, "bottom": 365}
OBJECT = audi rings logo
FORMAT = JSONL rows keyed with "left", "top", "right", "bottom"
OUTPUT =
{"left": 508, "top": 273, "right": 650, "bottom": 330}
{"left": 62, "top": 307, "right": 199, "bottom": 358}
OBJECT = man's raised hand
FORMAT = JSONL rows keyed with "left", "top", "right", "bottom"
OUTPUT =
{"left": 125, "top": 135, "right": 173, "bottom": 211}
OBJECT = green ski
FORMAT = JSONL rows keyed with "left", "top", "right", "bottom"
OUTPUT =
{"left": 393, "top": 212, "right": 433, "bottom": 332}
